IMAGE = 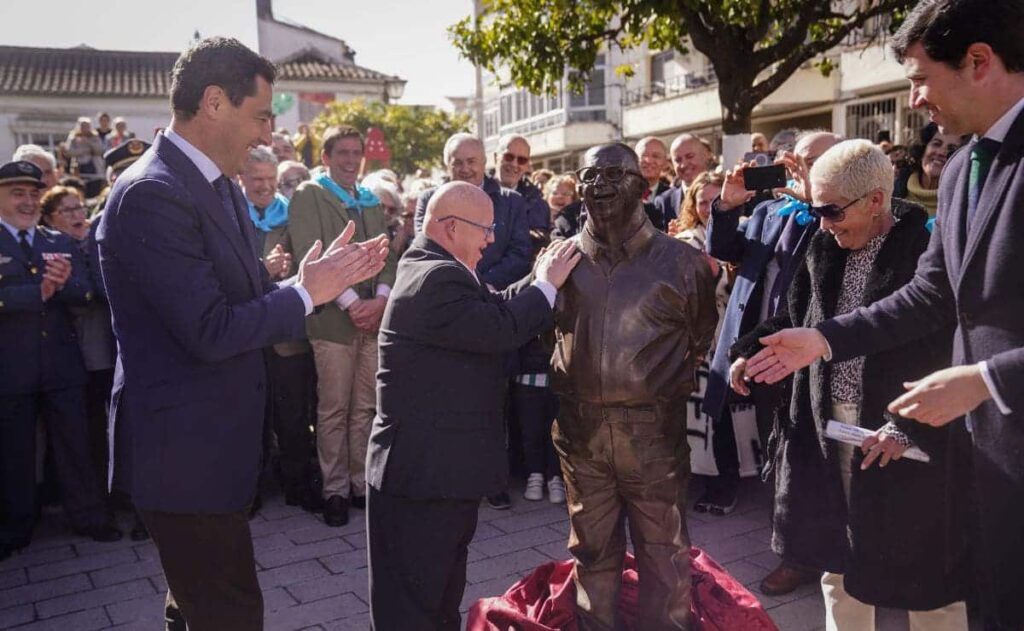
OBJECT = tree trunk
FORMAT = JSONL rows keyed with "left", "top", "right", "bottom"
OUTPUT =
{"left": 717, "top": 76, "right": 756, "bottom": 167}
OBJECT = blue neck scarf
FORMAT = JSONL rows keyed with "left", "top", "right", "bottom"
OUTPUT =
{"left": 315, "top": 173, "right": 380, "bottom": 213}
{"left": 775, "top": 181, "right": 816, "bottom": 226}
{"left": 247, "top": 193, "right": 289, "bottom": 233}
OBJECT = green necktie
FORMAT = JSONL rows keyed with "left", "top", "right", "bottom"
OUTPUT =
{"left": 967, "top": 138, "right": 1000, "bottom": 227}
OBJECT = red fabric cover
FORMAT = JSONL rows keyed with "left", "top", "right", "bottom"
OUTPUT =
{"left": 467, "top": 548, "right": 778, "bottom": 631}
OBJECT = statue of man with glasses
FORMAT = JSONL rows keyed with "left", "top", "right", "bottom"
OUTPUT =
{"left": 550, "top": 142, "right": 718, "bottom": 630}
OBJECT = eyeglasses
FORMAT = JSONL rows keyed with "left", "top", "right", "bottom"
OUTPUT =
{"left": 808, "top": 195, "right": 865, "bottom": 223}
{"left": 574, "top": 165, "right": 644, "bottom": 184}
{"left": 502, "top": 152, "right": 530, "bottom": 166}
{"left": 280, "top": 177, "right": 307, "bottom": 189}
{"left": 434, "top": 215, "right": 497, "bottom": 238}
{"left": 57, "top": 205, "right": 87, "bottom": 216}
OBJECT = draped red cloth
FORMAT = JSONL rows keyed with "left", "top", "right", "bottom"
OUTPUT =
{"left": 467, "top": 548, "right": 778, "bottom": 631}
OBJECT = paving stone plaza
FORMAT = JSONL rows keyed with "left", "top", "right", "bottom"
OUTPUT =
{"left": 0, "top": 479, "right": 981, "bottom": 630}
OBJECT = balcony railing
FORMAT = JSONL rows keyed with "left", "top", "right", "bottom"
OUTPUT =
{"left": 623, "top": 68, "right": 718, "bottom": 107}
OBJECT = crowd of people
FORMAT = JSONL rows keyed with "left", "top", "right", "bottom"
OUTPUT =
{"left": 1, "top": 1, "right": 1022, "bottom": 629}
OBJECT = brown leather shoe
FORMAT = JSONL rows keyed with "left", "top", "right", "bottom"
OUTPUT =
{"left": 759, "top": 561, "right": 820, "bottom": 596}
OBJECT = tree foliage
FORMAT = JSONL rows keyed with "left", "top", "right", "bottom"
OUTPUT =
{"left": 312, "top": 99, "right": 471, "bottom": 176}
{"left": 450, "top": 0, "right": 914, "bottom": 134}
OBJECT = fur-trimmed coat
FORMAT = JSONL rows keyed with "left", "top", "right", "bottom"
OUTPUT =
{"left": 731, "top": 200, "right": 969, "bottom": 610}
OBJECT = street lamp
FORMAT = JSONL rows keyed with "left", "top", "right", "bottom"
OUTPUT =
{"left": 385, "top": 79, "right": 406, "bottom": 103}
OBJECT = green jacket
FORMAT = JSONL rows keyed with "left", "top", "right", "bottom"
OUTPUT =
{"left": 287, "top": 179, "right": 398, "bottom": 344}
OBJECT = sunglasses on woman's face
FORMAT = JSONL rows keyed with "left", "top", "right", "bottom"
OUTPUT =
{"left": 574, "top": 165, "right": 644, "bottom": 184}
{"left": 809, "top": 195, "right": 864, "bottom": 223}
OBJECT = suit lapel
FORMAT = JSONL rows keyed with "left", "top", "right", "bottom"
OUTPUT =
{"left": 960, "top": 107, "right": 1024, "bottom": 287}
{"left": 948, "top": 144, "right": 972, "bottom": 283}
{"left": 154, "top": 135, "right": 262, "bottom": 296}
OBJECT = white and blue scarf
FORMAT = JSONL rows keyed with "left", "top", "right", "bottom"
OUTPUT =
{"left": 247, "top": 193, "right": 290, "bottom": 233}
{"left": 316, "top": 173, "right": 380, "bottom": 212}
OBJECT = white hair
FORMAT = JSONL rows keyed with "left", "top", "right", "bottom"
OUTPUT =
{"left": 810, "top": 139, "right": 893, "bottom": 210}
{"left": 496, "top": 134, "right": 529, "bottom": 154}
{"left": 443, "top": 133, "right": 483, "bottom": 165}
{"left": 247, "top": 145, "right": 279, "bottom": 167}
{"left": 13, "top": 144, "right": 56, "bottom": 168}
{"left": 361, "top": 173, "right": 402, "bottom": 208}
{"left": 276, "top": 160, "right": 308, "bottom": 178}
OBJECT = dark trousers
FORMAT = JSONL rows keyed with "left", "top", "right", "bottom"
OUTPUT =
{"left": 267, "top": 352, "right": 315, "bottom": 490}
{"left": 711, "top": 406, "right": 739, "bottom": 481}
{"left": 510, "top": 383, "right": 560, "bottom": 478}
{"left": 553, "top": 402, "right": 692, "bottom": 631}
{"left": 85, "top": 368, "right": 114, "bottom": 493}
{"left": 139, "top": 509, "right": 262, "bottom": 631}
{"left": 367, "top": 486, "right": 479, "bottom": 631}
{"left": 0, "top": 388, "right": 106, "bottom": 545}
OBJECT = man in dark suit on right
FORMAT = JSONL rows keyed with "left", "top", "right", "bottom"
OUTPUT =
{"left": 745, "top": 2, "right": 1024, "bottom": 628}
{"left": 366, "top": 181, "right": 580, "bottom": 631}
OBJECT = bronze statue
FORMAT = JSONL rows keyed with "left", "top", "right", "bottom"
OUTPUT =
{"left": 551, "top": 143, "right": 718, "bottom": 631}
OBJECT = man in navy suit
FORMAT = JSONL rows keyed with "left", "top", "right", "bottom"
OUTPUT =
{"left": 745, "top": 2, "right": 1024, "bottom": 627}
{"left": 414, "top": 133, "right": 532, "bottom": 292}
{"left": 0, "top": 161, "right": 120, "bottom": 561}
{"left": 98, "top": 37, "right": 388, "bottom": 630}
{"left": 655, "top": 133, "right": 713, "bottom": 223}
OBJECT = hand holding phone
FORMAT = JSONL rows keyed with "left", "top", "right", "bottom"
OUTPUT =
{"left": 742, "top": 164, "right": 787, "bottom": 192}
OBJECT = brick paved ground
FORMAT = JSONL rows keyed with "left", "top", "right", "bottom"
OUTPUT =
{"left": 0, "top": 478, "right": 980, "bottom": 630}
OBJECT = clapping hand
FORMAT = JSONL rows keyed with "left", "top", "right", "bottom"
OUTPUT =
{"left": 349, "top": 296, "right": 387, "bottom": 333}
{"left": 41, "top": 256, "right": 72, "bottom": 302}
{"left": 298, "top": 221, "right": 390, "bottom": 307}
{"left": 534, "top": 239, "right": 582, "bottom": 289}
{"left": 263, "top": 244, "right": 292, "bottom": 280}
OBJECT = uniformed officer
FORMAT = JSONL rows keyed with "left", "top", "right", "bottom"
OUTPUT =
{"left": 0, "top": 160, "right": 121, "bottom": 561}
{"left": 94, "top": 139, "right": 150, "bottom": 213}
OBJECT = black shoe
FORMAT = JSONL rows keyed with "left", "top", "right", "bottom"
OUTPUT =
{"left": 704, "top": 476, "right": 739, "bottom": 516}
{"left": 77, "top": 522, "right": 123, "bottom": 543}
{"left": 486, "top": 491, "right": 512, "bottom": 510}
{"left": 350, "top": 495, "right": 366, "bottom": 511}
{"left": 323, "top": 495, "right": 349, "bottom": 527}
{"left": 129, "top": 517, "right": 149, "bottom": 542}
{"left": 0, "top": 544, "right": 12, "bottom": 562}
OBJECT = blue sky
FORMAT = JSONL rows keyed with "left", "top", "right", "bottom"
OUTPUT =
{"left": 0, "top": 0, "right": 477, "bottom": 108}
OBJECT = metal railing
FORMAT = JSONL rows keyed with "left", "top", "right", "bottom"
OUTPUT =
{"left": 623, "top": 68, "right": 718, "bottom": 107}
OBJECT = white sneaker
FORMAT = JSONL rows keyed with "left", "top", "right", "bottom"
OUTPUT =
{"left": 547, "top": 476, "right": 566, "bottom": 504}
{"left": 524, "top": 473, "right": 545, "bottom": 501}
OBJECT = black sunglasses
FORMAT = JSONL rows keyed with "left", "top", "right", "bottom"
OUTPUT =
{"left": 502, "top": 152, "right": 530, "bottom": 166}
{"left": 574, "top": 165, "right": 644, "bottom": 184}
{"left": 808, "top": 195, "right": 864, "bottom": 223}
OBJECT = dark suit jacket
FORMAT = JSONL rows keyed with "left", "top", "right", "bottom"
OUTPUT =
{"left": 702, "top": 197, "right": 816, "bottom": 420}
{"left": 654, "top": 185, "right": 683, "bottom": 224}
{"left": 414, "top": 175, "right": 532, "bottom": 290}
{"left": 818, "top": 111, "right": 1024, "bottom": 625}
{"left": 516, "top": 177, "right": 551, "bottom": 231}
{"left": 0, "top": 225, "right": 92, "bottom": 396}
{"left": 97, "top": 133, "right": 307, "bottom": 513}
{"left": 366, "top": 235, "right": 553, "bottom": 500}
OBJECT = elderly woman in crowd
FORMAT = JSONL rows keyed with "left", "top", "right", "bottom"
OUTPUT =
{"left": 895, "top": 123, "right": 964, "bottom": 217}
{"left": 64, "top": 118, "right": 106, "bottom": 199}
{"left": 39, "top": 186, "right": 149, "bottom": 541}
{"left": 728, "top": 140, "right": 968, "bottom": 630}
{"left": 271, "top": 131, "right": 297, "bottom": 163}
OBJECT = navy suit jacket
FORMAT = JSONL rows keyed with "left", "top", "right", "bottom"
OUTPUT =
{"left": 703, "top": 197, "right": 816, "bottom": 420}
{"left": 97, "top": 133, "right": 307, "bottom": 513}
{"left": 0, "top": 225, "right": 92, "bottom": 396}
{"left": 414, "top": 175, "right": 532, "bottom": 290}
{"left": 654, "top": 185, "right": 683, "bottom": 224}
{"left": 818, "top": 109, "right": 1024, "bottom": 623}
